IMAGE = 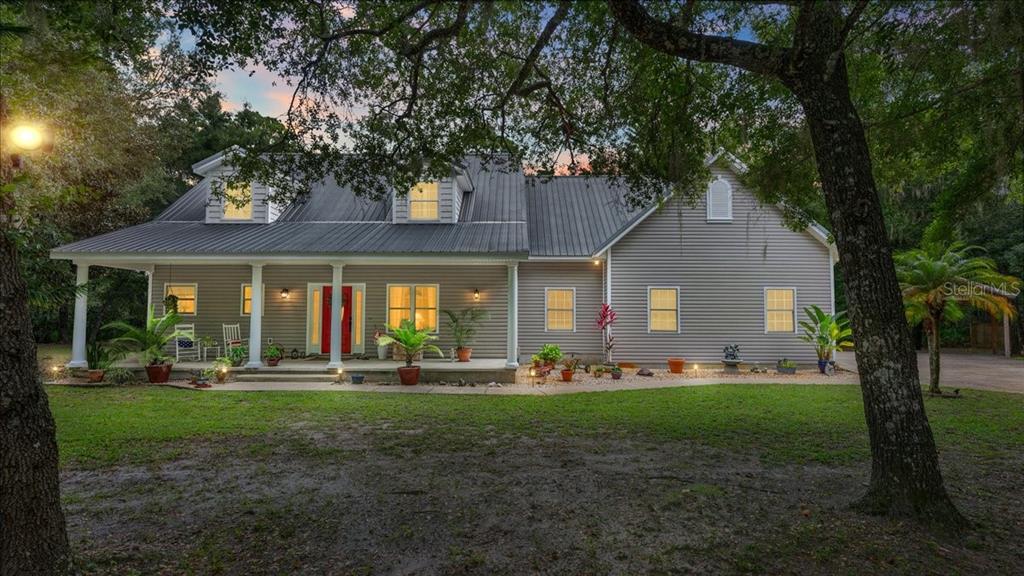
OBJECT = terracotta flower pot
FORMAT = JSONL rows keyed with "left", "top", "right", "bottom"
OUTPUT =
{"left": 456, "top": 347, "right": 473, "bottom": 362}
{"left": 87, "top": 369, "right": 105, "bottom": 383}
{"left": 266, "top": 357, "right": 281, "bottom": 367}
{"left": 145, "top": 363, "right": 172, "bottom": 384}
{"left": 560, "top": 369, "right": 574, "bottom": 382}
{"left": 397, "top": 365, "right": 421, "bottom": 385}
{"left": 667, "top": 358, "right": 686, "bottom": 374}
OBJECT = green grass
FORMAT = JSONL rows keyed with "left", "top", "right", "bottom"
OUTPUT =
{"left": 48, "top": 385, "right": 1024, "bottom": 468}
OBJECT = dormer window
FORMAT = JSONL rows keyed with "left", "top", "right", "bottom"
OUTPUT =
{"left": 409, "top": 182, "right": 439, "bottom": 221}
{"left": 706, "top": 177, "right": 733, "bottom": 221}
{"left": 223, "top": 183, "right": 253, "bottom": 220}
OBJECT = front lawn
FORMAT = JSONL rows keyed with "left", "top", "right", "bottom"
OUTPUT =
{"left": 50, "top": 385, "right": 1024, "bottom": 575}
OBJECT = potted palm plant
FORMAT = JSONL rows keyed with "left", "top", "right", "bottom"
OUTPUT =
{"left": 85, "top": 340, "right": 121, "bottom": 383}
{"left": 798, "top": 305, "right": 854, "bottom": 373}
{"left": 105, "top": 308, "right": 186, "bottom": 384}
{"left": 263, "top": 343, "right": 284, "bottom": 367}
{"left": 375, "top": 319, "right": 444, "bottom": 385}
{"left": 443, "top": 308, "right": 489, "bottom": 362}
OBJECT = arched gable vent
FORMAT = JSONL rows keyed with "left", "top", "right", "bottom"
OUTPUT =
{"left": 706, "top": 177, "right": 733, "bottom": 221}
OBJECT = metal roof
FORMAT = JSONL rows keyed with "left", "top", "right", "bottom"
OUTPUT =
{"left": 525, "top": 176, "right": 639, "bottom": 257}
{"left": 63, "top": 153, "right": 829, "bottom": 261}
{"left": 276, "top": 174, "right": 391, "bottom": 222}
{"left": 52, "top": 220, "right": 528, "bottom": 257}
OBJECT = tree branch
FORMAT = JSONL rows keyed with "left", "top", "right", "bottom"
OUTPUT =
{"left": 500, "top": 1, "right": 571, "bottom": 107}
{"left": 606, "top": 0, "right": 791, "bottom": 77}
{"left": 399, "top": 1, "right": 470, "bottom": 58}
{"left": 837, "top": 0, "right": 869, "bottom": 47}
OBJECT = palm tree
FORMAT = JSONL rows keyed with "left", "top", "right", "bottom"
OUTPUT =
{"left": 104, "top": 308, "right": 186, "bottom": 366}
{"left": 895, "top": 242, "right": 1019, "bottom": 394}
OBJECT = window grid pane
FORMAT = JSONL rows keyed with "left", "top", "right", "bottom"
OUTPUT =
{"left": 223, "top": 184, "right": 253, "bottom": 220}
{"left": 648, "top": 288, "right": 678, "bottom": 332}
{"left": 765, "top": 289, "right": 795, "bottom": 332}
{"left": 388, "top": 285, "right": 438, "bottom": 332}
{"left": 409, "top": 182, "right": 439, "bottom": 220}
{"left": 242, "top": 285, "right": 252, "bottom": 315}
{"left": 166, "top": 285, "right": 196, "bottom": 314}
{"left": 546, "top": 289, "right": 574, "bottom": 331}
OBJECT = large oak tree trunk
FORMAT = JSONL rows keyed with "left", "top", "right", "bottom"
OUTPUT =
{"left": 788, "top": 61, "right": 964, "bottom": 526}
{"left": 0, "top": 230, "right": 71, "bottom": 575}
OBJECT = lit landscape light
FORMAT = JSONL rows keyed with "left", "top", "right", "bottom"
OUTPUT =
{"left": 9, "top": 123, "right": 44, "bottom": 151}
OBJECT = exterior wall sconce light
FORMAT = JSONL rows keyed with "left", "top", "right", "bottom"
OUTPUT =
{"left": 280, "top": 288, "right": 290, "bottom": 299}
{"left": 593, "top": 259, "right": 601, "bottom": 266}
{"left": 473, "top": 289, "right": 480, "bottom": 301}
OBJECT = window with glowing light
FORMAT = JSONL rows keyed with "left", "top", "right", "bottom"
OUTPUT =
{"left": 648, "top": 287, "right": 678, "bottom": 332}
{"left": 408, "top": 182, "right": 439, "bottom": 221}
{"left": 240, "top": 284, "right": 265, "bottom": 315}
{"left": 545, "top": 288, "right": 575, "bottom": 331}
{"left": 165, "top": 284, "right": 197, "bottom": 315}
{"left": 387, "top": 284, "right": 438, "bottom": 332}
{"left": 764, "top": 288, "right": 796, "bottom": 333}
{"left": 223, "top": 183, "right": 253, "bottom": 220}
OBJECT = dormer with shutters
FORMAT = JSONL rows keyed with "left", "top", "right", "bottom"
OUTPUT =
{"left": 392, "top": 165, "right": 474, "bottom": 224}
{"left": 192, "top": 149, "right": 282, "bottom": 224}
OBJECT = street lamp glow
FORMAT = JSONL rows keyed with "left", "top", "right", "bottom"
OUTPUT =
{"left": 9, "top": 124, "right": 44, "bottom": 151}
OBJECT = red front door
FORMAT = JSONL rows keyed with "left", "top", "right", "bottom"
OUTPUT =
{"left": 321, "top": 286, "right": 352, "bottom": 354}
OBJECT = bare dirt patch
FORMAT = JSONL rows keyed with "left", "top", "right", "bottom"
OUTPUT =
{"left": 62, "top": 421, "right": 1023, "bottom": 575}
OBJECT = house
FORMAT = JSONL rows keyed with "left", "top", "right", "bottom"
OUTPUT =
{"left": 52, "top": 150, "right": 838, "bottom": 370}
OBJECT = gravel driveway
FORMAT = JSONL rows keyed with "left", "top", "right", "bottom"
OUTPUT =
{"left": 836, "top": 350, "right": 1024, "bottom": 394}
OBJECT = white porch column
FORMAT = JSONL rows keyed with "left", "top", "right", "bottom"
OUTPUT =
{"left": 506, "top": 263, "right": 519, "bottom": 368}
{"left": 245, "top": 263, "right": 264, "bottom": 368}
{"left": 145, "top": 269, "right": 153, "bottom": 323}
{"left": 67, "top": 262, "right": 89, "bottom": 368}
{"left": 327, "top": 263, "right": 345, "bottom": 369}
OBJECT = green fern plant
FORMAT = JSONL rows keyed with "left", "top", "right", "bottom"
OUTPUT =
{"left": 375, "top": 319, "right": 444, "bottom": 367}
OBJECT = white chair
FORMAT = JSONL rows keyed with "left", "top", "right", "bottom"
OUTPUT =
{"left": 174, "top": 324, "right": 201, "bottom": 362}
{"left": 222, "top": 324, "right": 248, "bottom": 352}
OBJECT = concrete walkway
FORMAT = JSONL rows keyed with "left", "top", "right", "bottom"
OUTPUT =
{"left": 160, "top": 350, "right": 1024, "bottom": 395}
{"left": 835, "top": 349, "right": 1023, "bottom": 394}
{"left": 170, "top": 372, "right": 861, "bottom": 395}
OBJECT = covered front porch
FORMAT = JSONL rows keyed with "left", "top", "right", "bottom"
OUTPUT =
{"left": 63, "top": 257, "right": 524, "bottom": 372}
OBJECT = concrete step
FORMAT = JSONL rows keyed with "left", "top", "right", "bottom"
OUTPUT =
{"left": 232, "top": 366, "right": 514, "bottom": 384}
{"left": 234, "top": 372, "right": 335, "bottom": 383}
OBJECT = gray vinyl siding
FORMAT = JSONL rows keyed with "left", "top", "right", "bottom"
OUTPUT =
{"left": 392, "top": 179, "right": 459, "bottom": 223}
{"left": 518, "top": 262, "right": 604, "bottom": 361}
{"left": 151, "top": 264, "right": 509, "bottom": 359}
{"left": 609, "top": 167, "right": 832, "bottom": 364}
